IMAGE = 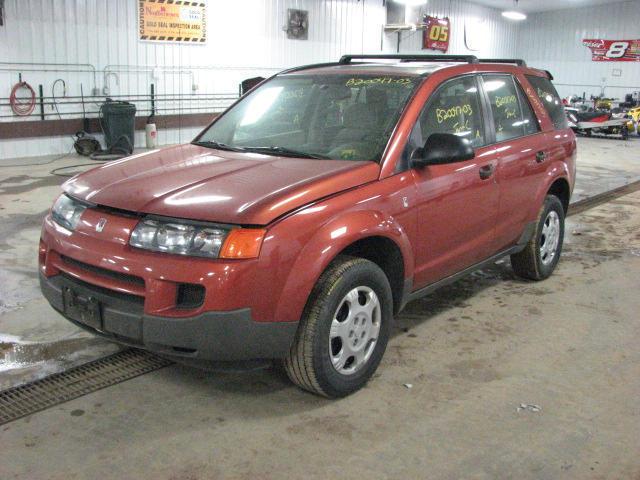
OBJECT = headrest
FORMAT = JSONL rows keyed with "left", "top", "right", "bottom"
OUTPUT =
{"left": 343, "top": 103, "right": 377, "bottom": 129}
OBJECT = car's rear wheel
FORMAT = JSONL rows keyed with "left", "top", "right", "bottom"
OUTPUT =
{"left": 511, "top": 195, "right": 565, "bottom": 281}
{"left": 284, "top": 255, "right": 392, "bottom": 398}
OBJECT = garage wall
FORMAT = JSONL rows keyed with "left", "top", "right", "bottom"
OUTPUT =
{"left": 0, "top": 0, "right": 385, "bottom": 160}
{"left": 384, "top": 0, "right": 519, "bottom": 58}
{"left": 517, "top": 0, "right": 640, "bottom": 100}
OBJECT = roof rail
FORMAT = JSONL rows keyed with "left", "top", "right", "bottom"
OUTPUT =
{"left": 339, "top": 54, "right": 479, "bottom": 64}
{"left": 479, "top": 58, "right": 527, "bottom": 67}
{"left": 279, "top": 61, "right": 341, "bottom": 75}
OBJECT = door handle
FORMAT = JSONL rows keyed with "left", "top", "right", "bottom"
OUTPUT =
{"left": 536, "top": 151, "right": 548, "bottom": 163}
{"left": 479, "top": 164, "right": 495, "bottom": 180}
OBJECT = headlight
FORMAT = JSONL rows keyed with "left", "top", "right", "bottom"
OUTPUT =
{"left": 51, "top": 194, "right": 87, "bottom": 231}
{"left": 130, "top": 218, "right": 229, "bottom": 258}
{"left": 130, "top": 218, "right": 266, "bottom": 259}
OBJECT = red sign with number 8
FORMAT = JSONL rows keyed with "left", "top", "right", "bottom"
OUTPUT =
{"left": 582, "top": 39, "right": 640, "bottom": 62}
{"left": 423, "top": 16, "right": 450, "bottom": 53}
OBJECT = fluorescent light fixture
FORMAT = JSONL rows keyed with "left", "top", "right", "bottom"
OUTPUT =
{"left": 392, "top": 0, "right": 426, "bottom": 6}
{"left": 483, "top": 80, "right": 505, "bottom": 92}
{"left": 502, "top": 11, "right": 526, "bottom": 20}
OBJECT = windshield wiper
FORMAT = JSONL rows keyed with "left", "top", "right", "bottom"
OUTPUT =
{"left": 239, "top": 146, "right": 330, "bottom": 160}
{"left": 192, "top": 140, "right": 246, "bottom": 152}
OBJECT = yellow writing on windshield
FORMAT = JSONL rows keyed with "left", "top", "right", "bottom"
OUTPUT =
{"left": 340, "top": 149, "right": 356, "bottom": 160}
{"left": 345, "top": 77, "right": 412, "bottom": 87}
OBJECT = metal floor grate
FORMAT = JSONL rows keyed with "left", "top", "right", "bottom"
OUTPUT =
{"left": 0, "top": 349, "right": 172, "bottom": 425}
{"left": 568, "top": 179, "right": 640, "bottom": 217}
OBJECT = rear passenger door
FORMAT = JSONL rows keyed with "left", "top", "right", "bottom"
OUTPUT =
{"left": 408, "top": 75, "right": 501, "bottom": 288}
{"left": 480, "top": 74, "right": 546, "bottom": 251}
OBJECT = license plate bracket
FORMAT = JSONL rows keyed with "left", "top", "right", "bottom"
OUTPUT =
{"left": 62, "top": 286, "right": 103, "bottom": 330}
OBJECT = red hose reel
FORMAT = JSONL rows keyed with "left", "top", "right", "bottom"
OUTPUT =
{"left": 10, "top": 81, "right": 36, "bottom": 116}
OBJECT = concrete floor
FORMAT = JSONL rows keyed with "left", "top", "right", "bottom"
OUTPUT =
{"left": 0, "top": 136, "right": 639, "bottom": 479}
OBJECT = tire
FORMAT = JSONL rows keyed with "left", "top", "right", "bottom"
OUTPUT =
{"left": 284, "top": 255, "right": 393, "bottom": 398}
{"left": 511, "top": 195, "right": 565, "bottom": 281}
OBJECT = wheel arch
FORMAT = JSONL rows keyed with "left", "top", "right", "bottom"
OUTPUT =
{"left": 273, "top": 210, "right": 414, "bottom": 323}
{"left": 547, "top": 177, "right": 571, "bottom": 214}
{"left": 339, "top": 235, "right": 406, "bottom": 315}
{"left": 529, "top": 160, "right": 571, "bottom": 221}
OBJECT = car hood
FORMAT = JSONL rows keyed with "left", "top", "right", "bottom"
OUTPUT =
{"left": 63, "top": 144, "right": 379, "bottom": 225}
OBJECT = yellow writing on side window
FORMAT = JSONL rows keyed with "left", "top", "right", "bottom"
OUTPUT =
{"left": 495, "top": 95, "right": 517, "bottom": 108}
{"left": 436, "top": 104, "right": 473, "bottom": 124}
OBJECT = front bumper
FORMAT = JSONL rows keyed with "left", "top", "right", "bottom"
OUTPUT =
{"left": 40, "top": 272, "right": 298, "bottom": 361}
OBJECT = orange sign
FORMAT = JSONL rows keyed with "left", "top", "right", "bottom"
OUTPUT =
{"left": 139, "top": 0, "right": 206, "bottom": 43}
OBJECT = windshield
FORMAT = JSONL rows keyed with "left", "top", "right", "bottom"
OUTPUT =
{"left": 195, "top": 74, "right": 421, "bottom": 162}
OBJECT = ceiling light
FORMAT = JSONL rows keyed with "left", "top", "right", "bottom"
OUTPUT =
{"left": 392, "top": 0, "right": 426, "bottom": 6}
{"left": 502, "top": 11, "right": 527, "bottom": 20}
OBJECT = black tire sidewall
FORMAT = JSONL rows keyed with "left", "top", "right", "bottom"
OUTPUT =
{"left": 535, "top": 195, "right": 565, "bottom": 279}
{"left": 312, "top": 260, "right": 393, "bottom": 397}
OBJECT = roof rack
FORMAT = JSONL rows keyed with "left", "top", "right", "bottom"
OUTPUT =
{"left": 279, "top": 61, "right": 341, "bottom": 74}
{"left": 479, "top": 58, "right": 527, "bottom": 67}
{"left": 338, "top": 54, "right": 479, "bottom": 64}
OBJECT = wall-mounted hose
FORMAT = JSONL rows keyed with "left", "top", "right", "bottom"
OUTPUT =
{"left": 10, "top": 81, "right": 36, "bottom": 116}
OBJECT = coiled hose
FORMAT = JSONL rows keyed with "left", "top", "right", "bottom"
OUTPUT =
{"left": 10, "top": 81, "right": 36, "bottom": 116}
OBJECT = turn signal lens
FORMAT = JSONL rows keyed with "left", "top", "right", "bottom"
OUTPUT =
{"left": 219, "top": 228, "right": 267, "bottom": 259}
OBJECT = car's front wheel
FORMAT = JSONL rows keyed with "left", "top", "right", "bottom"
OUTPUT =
{"left": 284, "top": 256, "right": 393, "bottom": 398}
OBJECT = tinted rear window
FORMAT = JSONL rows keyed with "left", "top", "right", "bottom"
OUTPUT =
{"left": 525, "top": 75, "right": 568, "bottom": 130}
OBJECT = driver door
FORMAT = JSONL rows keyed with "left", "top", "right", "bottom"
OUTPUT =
{"left": 407, "top": 75, "right": 500, "bottom": 288}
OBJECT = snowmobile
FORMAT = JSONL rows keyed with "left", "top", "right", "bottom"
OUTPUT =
{"left": 566, "top": 107, "right": 631, "bottom": 140}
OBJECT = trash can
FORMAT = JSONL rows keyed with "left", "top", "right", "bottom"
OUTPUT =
{"left": 100, "top": 100, "right": 136, "bottom": 153}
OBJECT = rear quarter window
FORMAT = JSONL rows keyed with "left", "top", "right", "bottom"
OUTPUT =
{"left": 525, "top": 75, "right": 568, "bottom": 130}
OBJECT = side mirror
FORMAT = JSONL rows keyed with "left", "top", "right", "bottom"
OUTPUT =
{"left": 411, "top": 133, "right": 475, "bottom": 168}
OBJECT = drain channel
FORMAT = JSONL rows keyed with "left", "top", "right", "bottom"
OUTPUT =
{"left": 568, "top": 179, "right": 640, "bottom": 217}
{"left": 0, "top": 349, "right": 172, "bottom": 425}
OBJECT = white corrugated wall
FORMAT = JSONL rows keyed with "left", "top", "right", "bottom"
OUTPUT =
{"left": 516, "top": 0, "right": 640, "bottom": 99}
{"left": 384, "top": 0, "right": 519, "bottom": 58}
{"left": 1, "top": 0, "right": 639, "bottom": 160}
{"left": 0, "top": 0, "right": 386, "bottom": 159}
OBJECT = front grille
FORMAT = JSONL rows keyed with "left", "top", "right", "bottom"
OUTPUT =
{"left": 59, "top": 273, "right": 144, "bottom": 306}
{"left": 93, "top": 203, "right": 142, "bottom": 219}
{"left": 61, "top": 255, "right": 145, "bottom": 288}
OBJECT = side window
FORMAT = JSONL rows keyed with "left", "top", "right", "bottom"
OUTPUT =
{"left": 525, "top": 75, "right": 568, "bottom": 130}
{"left": 399, "top": 76, "right": 485, "bottom": 171}
{"left": 516, "top": 80, "right": 540, "bottom": 136}
{"left": 482, "top": 74, "right": 538, "bottom": 142}
{"left": 418, "top": 76, "right": 486, "bottom": 147}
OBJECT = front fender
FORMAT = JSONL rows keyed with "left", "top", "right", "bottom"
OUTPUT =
{"left": 273, "top": 209, "right": 414, "bottom": 324}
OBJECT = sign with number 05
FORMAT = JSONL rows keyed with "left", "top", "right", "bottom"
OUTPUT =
{"left": 422, "top": 15, "right": 450, "bottom": 53}
{"left": 582, "top": 39, "right": 640, "bottom": 62}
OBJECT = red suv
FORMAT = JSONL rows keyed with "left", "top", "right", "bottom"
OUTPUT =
{"left": 40, "top": 55, "right": 576, "bottom": 397}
